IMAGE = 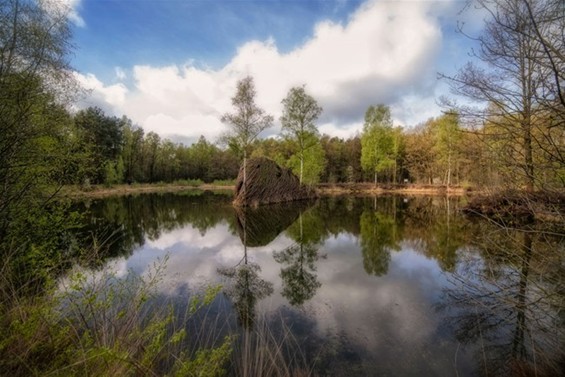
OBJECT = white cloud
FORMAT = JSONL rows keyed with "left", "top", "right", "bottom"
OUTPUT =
{"left": 74, "top": 72, "right": 128, "bottom": 110}
{"left": 76, "top": 0, "right": 456, "bottom": 143}
{"left": 115, "top": 66, "right": 127, "bottom": 81}
{"left": 45, "top": 0, "right": 85, "bottom": 27}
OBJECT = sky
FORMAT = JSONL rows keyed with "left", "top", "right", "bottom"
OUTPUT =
{"left": 63, "top": 0, "right": 485, "bottom": 145}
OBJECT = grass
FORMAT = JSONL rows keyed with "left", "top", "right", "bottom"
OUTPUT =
{"left": 211, "top": 180, "right": 236, "bottom": 187}
{"left": 0, "top": 256, "right": 232, "bottom": 376}
{"left": 0, "top": 251, "right": 315, "bottom": 377}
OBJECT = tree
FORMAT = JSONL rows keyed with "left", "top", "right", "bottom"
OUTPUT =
{"left": 120, "top": 117, "right": 145, "bottom": 183}
{"left": 221, "top": 76, "right": 273, "bottom": 192}
{"left": 404, "top": 122, "right": 435, "bottom": 184}
{"left": 521, "top": 0, "right": 565, "bottom": 115}
{"left": 280, "top": 86, "right": 323, "bottom": 184}
{"left": 74, "top": 107, "right": 124, "bottom": 184}
{"left": 441, "top": 0, "right": 564, "bottom": 190}
{"left": 361, "top": 105, "right": 394, "bottom": 185}
{"left": 286, "top": 132, "right": 326, "bottom": 185}
{"left": 143, "top": 132, "right": 160, "bottom": 182}
{"left": 0, "top": 0, "right": 78, "bottom": 244}
{"left": 432, "top": 111, "right": 462, "bottom": 187}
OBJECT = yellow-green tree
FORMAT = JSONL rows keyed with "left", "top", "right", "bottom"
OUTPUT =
{"left": 280, "top": 86, "right": 323, "bottom": 184}
{"left": 361, "top": 105, "right": 394, "bottom": 185}
{"left": 221, "top": 76, "right": 273, "bottom": 192}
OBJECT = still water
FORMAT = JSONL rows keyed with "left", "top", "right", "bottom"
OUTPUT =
{"left": 77, "top": 191, "right": 564, "bottom": 376}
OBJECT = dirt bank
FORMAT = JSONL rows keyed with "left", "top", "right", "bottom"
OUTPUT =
{"left": 62, "top": 182, "right": 476, "bottom": 199}
{"left": 317, "top": 183, "right": 470, "bottom": 196}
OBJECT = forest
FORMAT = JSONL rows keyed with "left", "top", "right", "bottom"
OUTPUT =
{"left": 12, "top": 84, "right": 564, "bottom": 190}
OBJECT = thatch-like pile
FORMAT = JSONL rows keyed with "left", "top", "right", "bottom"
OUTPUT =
{"left": 462, "top": 190, "right": 565, "bottom": 224}
{"left": 233, "top": 157, "right": 316, "bottom": 207}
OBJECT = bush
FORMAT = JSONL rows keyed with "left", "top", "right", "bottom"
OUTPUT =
{"left": 0, "top": 257, "right": 232, "bottom": 376}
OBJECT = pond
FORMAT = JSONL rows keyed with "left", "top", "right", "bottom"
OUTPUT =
{"left": 75, "top": 191, "right": 564, "bottom": 376}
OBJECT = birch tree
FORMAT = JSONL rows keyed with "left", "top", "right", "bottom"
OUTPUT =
{"left": 221, "top": 76, "right": 273, "bottom": 191}
{"left": 361, "top": 105, "right": 394, "bottom": 185}
{"left": 280, "top": 86, "right": 323, "bottom": 184}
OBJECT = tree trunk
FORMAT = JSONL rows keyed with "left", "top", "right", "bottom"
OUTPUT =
{"left": 447, "top": 152, "right": 452, "bottom": 188}
{"left": 243, "top": 149, "right": 247, "bottom": 194}
{"left": 300, "top": 155, "right": 303, "bottom": 184}
{"left": 393, "top": 159, "right": 397, "bottom": 184}
{"left": 523, "top": 125, "right": 534, "bottom": 191}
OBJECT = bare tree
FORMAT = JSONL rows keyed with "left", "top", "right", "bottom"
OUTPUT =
{"left": 441, "top": 0, "right": 564, "bottom": 190}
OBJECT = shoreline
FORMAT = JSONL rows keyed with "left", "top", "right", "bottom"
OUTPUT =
{"left": 61, "top": 183, "right": 474, "bottom": 199}
{"left": 316, "top": 183, "right": 471, "bottom": 196}
{"left": 60, "top": 184, "right": 235, "bottom": 199}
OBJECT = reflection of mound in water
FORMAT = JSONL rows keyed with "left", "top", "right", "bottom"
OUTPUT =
{"left": 234, "top": 200, "right": 314, "bottom": 247}
{"left": 233, "top": 157, "right": 316, "bottom": 207}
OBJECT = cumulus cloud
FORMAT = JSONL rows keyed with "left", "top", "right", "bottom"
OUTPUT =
{"left": 45, "top": 0, "right": 85, "bottom": 27}
{"left": 77, "top": 0, "right": 454, "bottom": 143}
{"left": 74, "top": 72, "right": 128, "bottom": 112}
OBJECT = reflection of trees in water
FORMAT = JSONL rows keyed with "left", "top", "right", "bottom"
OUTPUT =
{"left": 274, "top": 243, "right": 320, "bottom": 306}
{"left": 76, "top": 191, "right": 234, "bottom": 261}
{"left": 359, "top": 210, "right": 399, "bottom": 276}
{"left": 274, "top": 211, "right": 323, "bottom": 306}
{"left": 402, "top": 196, "right": 467, "bottom": 271}
{"left": 358, "top": 197, "right": 405, "bottom": 276}
{"left": 218, "top": 261, "right": 273, "bottom": 330}
{"left": 219, "top": 212, "right": 274, "bottom": 329}
{"left": 439, "top": 226, "right": 565, "bottom": 376}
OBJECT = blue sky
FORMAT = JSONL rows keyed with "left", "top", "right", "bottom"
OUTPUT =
{"left": 65, "top": 0, "right": 483, "bottom": 145}
{"left": 72, "top": 0, "right": 365, "bottom": 80}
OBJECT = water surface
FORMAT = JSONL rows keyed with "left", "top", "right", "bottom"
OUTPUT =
{"left": 77, "top": 191, "right": 565, "bottom": 376}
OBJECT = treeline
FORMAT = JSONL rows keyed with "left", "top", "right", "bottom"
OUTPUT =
{"left": 67, "top": 101, "right": 564, "bottom": 190}
{"left": 69, "top": 107, "right": 240, "bottom": 186}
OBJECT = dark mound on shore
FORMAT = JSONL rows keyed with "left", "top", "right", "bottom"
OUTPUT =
{"left": 233, "top": 157, "right": 316, "bottom": 207}
{"left": 463, "top": 190, "right": 565, "bottom": 223}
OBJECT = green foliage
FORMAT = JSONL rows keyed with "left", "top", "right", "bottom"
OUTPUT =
{"left": 280, "top": 86, "right": 323, "bottom": 184}
{"left": 211, "top": 179, "right": 236, "bottom": 186}
{"left": 221, "top": 76, "right": 273, "bottom": 160}
{"left": 286, "top": 132, "right": 326, "bottom": 185}
{"left": 74, "top": 107, "right": 125, "bottom": 184}
{"left": 173, "top": 178, "right": 205, "bottom": 187}
{"left": 103, "top": 159, "right": 124, "bottom": 187}
{"left": 361, "top": 105, "right": 395, "bottom": 183}
{"left": 174, "top": 335, "right": 233, "bottom": 377}
{"left": 0, "top": 259, "right": 232, "bottom": 376}
{"left": 431, "top": 111, "right": 461, "bottom": 186}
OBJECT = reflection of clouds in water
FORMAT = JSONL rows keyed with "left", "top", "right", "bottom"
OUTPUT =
{"left": 273, "top": 234, "right": 458, "bottom": 375}
{"left": 58, "top": 258, "right": 129, "bottom": 291}
{"left": 125, "top": 223, "right": 294, "bottom": 296}
{"left": 146, "top": 223, "right": 231, "bottom": 251}
{"left": 311, "top": 246, "right": 442, "bottom": 344}
{"left": 113, "top": 220, "right": 462, "bottom": 374}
